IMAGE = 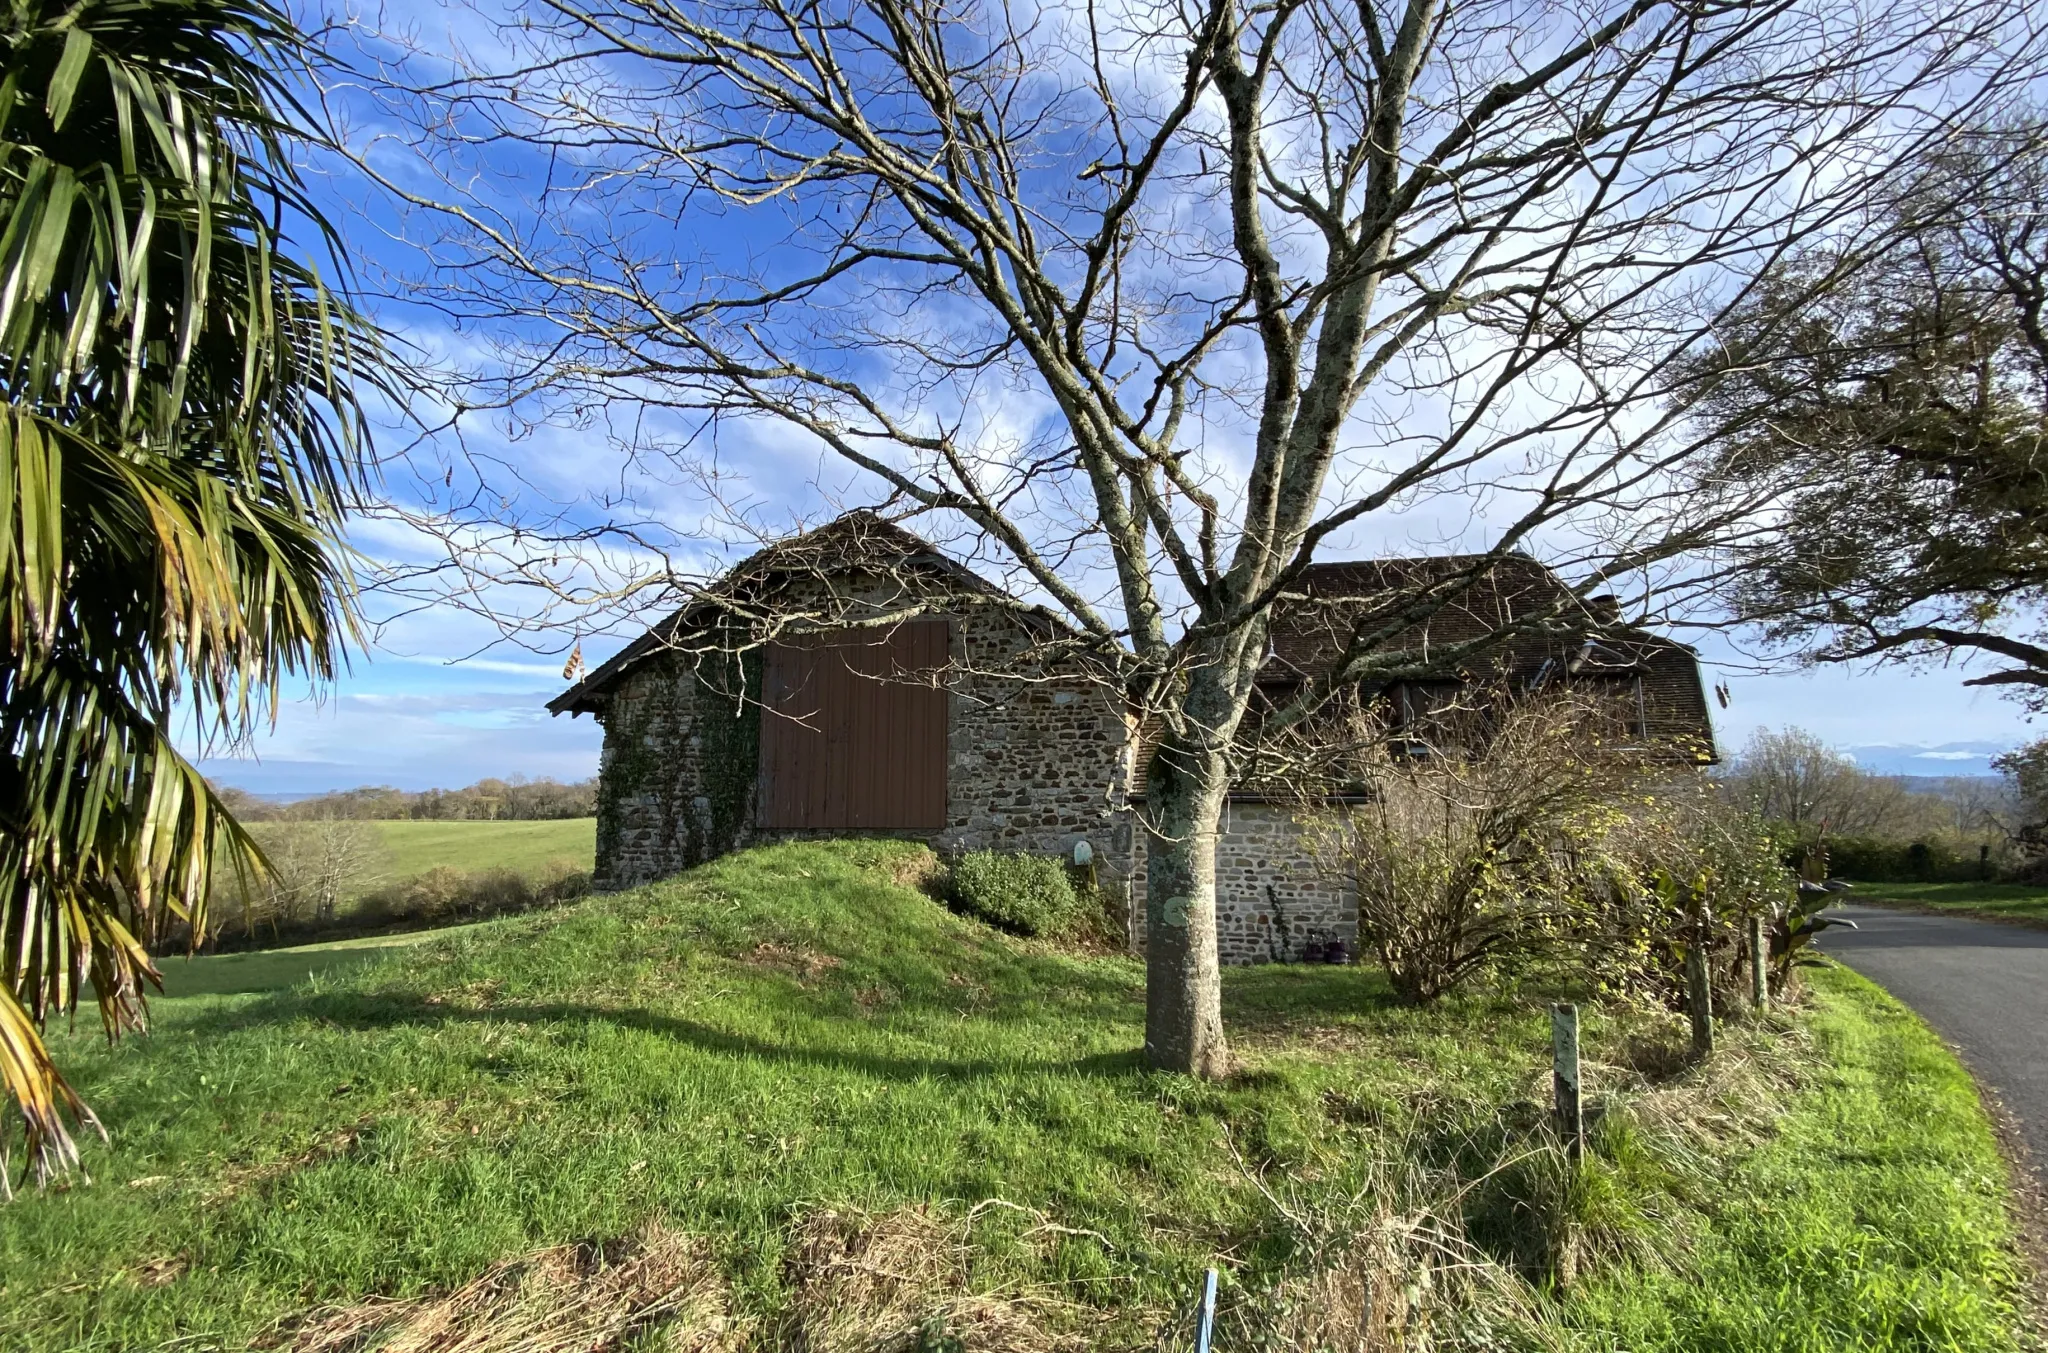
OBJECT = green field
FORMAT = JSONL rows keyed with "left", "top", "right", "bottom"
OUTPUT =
{"left": 0, "top": 842, "right": 2031, "bottom": 1350}
{"left": 1844, "top": 879, "right": 2048, "bottom": 925}
{"left": 363, "top": 818, "right": 595, "bottom": 880}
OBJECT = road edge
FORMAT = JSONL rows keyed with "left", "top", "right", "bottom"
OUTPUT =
{"left": 1970, "top": 1066, "right": 2048, "bottom": 1339}
{"left": 1846, "top": 896, "right": 2048, "bottom": 934}
{"left": 1818, "top": 939, "right": 2048, "bottom": 1340}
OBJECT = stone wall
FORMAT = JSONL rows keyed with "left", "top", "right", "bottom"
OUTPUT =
{"left": 590, "top": 634, "right": 1349, "bottom": 965}
{"left": 594, "top": 651, "right": 762, "bottom": 888}
{"left": 589, "top": 571, "right": 1136, "bottom": 901}
{"left": 935, "top": 628, "right": 1133, "bottom": 875}
{"left": 1129, "top": 802, "right": 1357, "bottom": 965}
{"left": 585, "top": 563, "right": 1356, "bottom": 966}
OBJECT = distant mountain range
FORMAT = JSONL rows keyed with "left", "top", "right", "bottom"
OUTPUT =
{"left": 1841, "top": 742, "right": 2014, "bottom": 778}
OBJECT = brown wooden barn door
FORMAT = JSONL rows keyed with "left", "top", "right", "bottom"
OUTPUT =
{"left": 756, "top": 622, "right": 950, "bottom": 830}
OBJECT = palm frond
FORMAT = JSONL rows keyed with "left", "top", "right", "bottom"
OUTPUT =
{"left": 0, "top": 0, "right": 382, "bottom": 1185}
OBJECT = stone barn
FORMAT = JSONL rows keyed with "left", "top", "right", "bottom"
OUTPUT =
{"left": 549, "top": 513, "right": 1717, "bottom": 963}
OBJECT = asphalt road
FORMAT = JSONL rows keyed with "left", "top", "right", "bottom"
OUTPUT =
{"left": 1821, "top": 903, "right": 2048, "bottom": 1180}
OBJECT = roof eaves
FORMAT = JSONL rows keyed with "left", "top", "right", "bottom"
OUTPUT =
{"left": 545, "top": 514, "right": 1070, "bottom": 715}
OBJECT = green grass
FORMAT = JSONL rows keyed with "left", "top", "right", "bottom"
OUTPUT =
{"left": 0, "top": 841, "right": 2030, "bottom": 1351}
{"left": 1843, "top": 879, "right": 2048, "bottom": 925}
{"left": 1561, "top": 965, "right": 2032, "bottom": 1350}
{"left": 364, "top": 818, "right": 594, "bottom": 881}
{"left": 148, "top": 927, "right": 487, "bottom": 1001}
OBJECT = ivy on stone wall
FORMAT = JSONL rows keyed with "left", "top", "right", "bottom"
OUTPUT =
{"left": 594, "top": 646, "right": 763, "bottom": 879}
{"left": 593, "top": 659, "right": 678, "bottom": 874}
{"left": 691, "top": 648, "right": 763, "bottom": 862}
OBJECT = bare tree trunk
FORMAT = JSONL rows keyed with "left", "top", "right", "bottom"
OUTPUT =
{"left": 1142, "top": 662, "right": 1249, "bottom": 1076}
{"left": 1143, "top": 750, "right": 1231, "bottom": 1077}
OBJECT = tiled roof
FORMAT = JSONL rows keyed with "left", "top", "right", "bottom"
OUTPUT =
{"left": 552, "top": 517, "right": 1716, "bottom": 758}
{"left": 1258, "top": 554, "right": 1714, "bottom": 754}
{"left": 549, "top": 512, "right": 1057, "bottom": 716}
{"left": 1271, "top": 555, "right": 1611, "bottom": 676}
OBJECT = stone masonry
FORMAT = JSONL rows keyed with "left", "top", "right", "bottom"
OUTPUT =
{"left": 1128, "top": 802, "right": 1358, "bottom": 965}
{"left": 558, "top": 514, "right": 1716, "bottom": 967}
{"left": 585, "top": 568, "right": 1352, "bottom": 966}
{"left": 590, "top": 571, "right": 1138, "bottom": 908}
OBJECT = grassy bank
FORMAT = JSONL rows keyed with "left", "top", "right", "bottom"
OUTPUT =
{"left": 150, "top": 927, "right": 489, "bottom": 1001}
{"left": 0, "top": 842, "right": 2030, "bottom": 1350}
{"left": 1844, "top": 879, "right": 2048, "bottom": 926}
{"left": 1561, "top": 965, "right": 2031, "bottom": 1349}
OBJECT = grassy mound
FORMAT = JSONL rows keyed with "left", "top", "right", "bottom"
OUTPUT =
{"left": 0, "top": 841, "right": 2031, "bottom": 1351}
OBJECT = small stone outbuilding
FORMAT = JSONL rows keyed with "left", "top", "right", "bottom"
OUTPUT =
{"left": 549, "top": 514, "right": 1717, "bottom": 963}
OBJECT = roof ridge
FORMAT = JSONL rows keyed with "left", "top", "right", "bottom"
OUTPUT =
{"left": 549, "top": 510, "right": 1041, "bottom": 714}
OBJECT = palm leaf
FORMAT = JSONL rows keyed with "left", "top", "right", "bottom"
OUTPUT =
{"left": 0, "top": 0, "right": 383, "bottom": 1186}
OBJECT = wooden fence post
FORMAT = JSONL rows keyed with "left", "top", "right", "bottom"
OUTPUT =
{"left": 1686, "top": 911, "right": 1714, "bottom": 1057}
{"left": 1552, "top": 1003, "right": 1584, "bottom": 1160}
{"left": 1749, "top": 915, "right": 1769, "bottom": 1011}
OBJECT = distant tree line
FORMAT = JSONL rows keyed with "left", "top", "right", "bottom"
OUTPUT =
{"left": 1715, "top": 727, "right": 2020, "bottom": 880}
{"left": 214, "top": 777, "right": 597, "bottom": 822}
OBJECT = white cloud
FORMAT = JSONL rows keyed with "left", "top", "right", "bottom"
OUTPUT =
{"left": 382, "top": 653, "right": 571, "bottom": 680}
{"left": 197, "top": 684, "right": 601, "bottom": 794}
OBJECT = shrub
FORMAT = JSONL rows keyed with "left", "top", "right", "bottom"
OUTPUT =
{"left": 1341, "top": 804, "right": 1531, "bottom": 1003}
{"left": 2001, "top": 852, "right": 2048, "bottom": 885}
{"left": 535, "top": 855, "right": 593, "bottom": 899}
{"left": 1821, "top": 834, "right": 1989, "bottom": 882}
{"left": 357, "top": 863, "right": 592, "bottom": 929}
{"left": 1603, "top": 793, "right": 1796, "bottom": 1006}
{"left": 1305, "top": 689, "right": 1652, "bottom": 1004}
{"left": 194, "top": 852, "right": 596, "bottom": 950}
{"left": 946, "top": 851, "right": 1082, "bottom": 937}
{"left": 405, "top": 865, "right": 485, "bottom": 920}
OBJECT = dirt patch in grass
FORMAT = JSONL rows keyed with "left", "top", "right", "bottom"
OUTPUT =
{"left": 881, "top": 845, "right": 944, "bottom": 892}
{"left": 132, "top": 1255, "right": 187, "bottom": 1288}
{"left": 1611, "top": 1032, "right": 1696, "bottom": 1083}
{"left": 743, "top": 941, "right": 843, "bottom": 984}
{"left": 202, "top": 1118, "right": 374, "bottom": 1205}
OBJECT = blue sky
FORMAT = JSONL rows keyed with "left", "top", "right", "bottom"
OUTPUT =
{"left": 187, "top": 6, "right": 2041, "bottom": 795}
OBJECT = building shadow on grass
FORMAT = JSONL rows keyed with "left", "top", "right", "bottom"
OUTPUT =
{"left": 1222, "top": 961, "right": 1403, "bottom": 1032}
{"left": 220, "top": 990, "right": 1150, "bottom": 1085}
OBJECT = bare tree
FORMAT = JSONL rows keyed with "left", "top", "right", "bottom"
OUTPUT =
{"left": 1715, "top": 727, "right": 1914, "bottom": 836}
{"left": 342, "top": 0, "right": 2038, "bottom": 1074}
{"left": 1296, "top": 684, "right": 1656, "bottom": 1004}
{"left": 1714, "top": 725, "right": 2025, "bottom": 848}
{"left": 244, "top": 819, "right": 389, "bottom": 932}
